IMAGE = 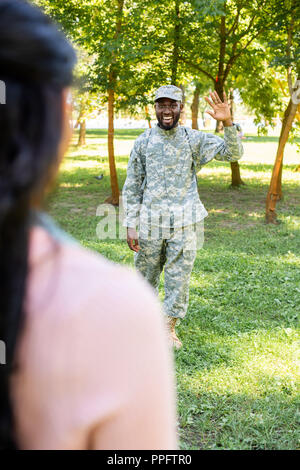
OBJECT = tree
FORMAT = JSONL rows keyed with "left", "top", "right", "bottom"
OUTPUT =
{"left": 105, "top": 0, "right": 124, "bottom": 205}
{"left": 190, "top": 80, "right": 211, "bottom": 129}
{"left": 34, "top": 0, "right": 298, "bottom": 204}
{"left": 73, "top": 90, "right": 104, "bottom": 146}
{"left": 171, "top": 0, "right": 181, "bottom": 85}
{"left": 34, "top": 0, "right": 170, "bottom": 205}
{"left": 177, "top": 0, "right": 287, "bottom": 186}
{"left": 71, "top": 49, "right": 105, "bottom": 147}
{"left": 265, "top": 0, "right": 300, "bottom": 223}
{"left": 191, "top": 83, "right": 200, "bottom": 130}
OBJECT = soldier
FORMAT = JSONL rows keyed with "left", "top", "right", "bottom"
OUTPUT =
{"left": 122, "top": 85, "right": 243, "bottom": 349}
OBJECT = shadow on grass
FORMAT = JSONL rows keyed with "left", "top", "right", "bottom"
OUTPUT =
{"left": 83, "top": 129, "right": 145, "bottom": 140}
{"left": 244, "top": 134, "right": 300, "bottom": 144}
{"left": 75, "top": 129, "right": 300, "bottom": 144}
{"left": 199, "top": 159, "right": 300, "bottom": 173}
{"left": 177, "top": 390, "right": 299, "bottom": 450}
{"left": 63, "top": 153, "right": 130, "bottom": 167}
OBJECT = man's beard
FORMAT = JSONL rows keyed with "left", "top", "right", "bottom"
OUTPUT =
{"left": 157, "top": 113, "right": 180, "bottom": 130}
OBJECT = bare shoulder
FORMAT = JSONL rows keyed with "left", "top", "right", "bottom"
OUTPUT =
{"left": 27, "top": 226, "right": 163, "bottom": 326}
{"left": 24, "top": 225, "right": 166, "bottom": 382}
{"left": 13, "top": 227, "right": 171, "bottom": 449}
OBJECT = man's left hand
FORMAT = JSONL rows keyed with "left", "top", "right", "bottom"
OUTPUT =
{"left": 204, "top": 90, "right": 232, "bottom": 126}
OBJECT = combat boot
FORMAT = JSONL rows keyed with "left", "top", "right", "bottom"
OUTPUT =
{"left": 165, "top": 316, "right": 182, "bottom": 349}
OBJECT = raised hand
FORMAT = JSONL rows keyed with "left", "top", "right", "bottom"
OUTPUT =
{"left": 204, "top": 90, "right": 232, "bottom": 125}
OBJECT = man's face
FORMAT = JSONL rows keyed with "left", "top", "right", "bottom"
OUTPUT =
{"left": 155, "top": 97, "right": 182, "bottom": 130}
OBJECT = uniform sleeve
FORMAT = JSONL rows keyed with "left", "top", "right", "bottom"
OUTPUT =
{"left": 196, "top": 125, "right": 244, "bottom": 168}
{"left": 122, "top": 139, "right": 145, "bottom": 229}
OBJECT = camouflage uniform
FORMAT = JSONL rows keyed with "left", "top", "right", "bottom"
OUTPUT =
{"left": 122, "top": 86, "right": 243, "bottom": 319}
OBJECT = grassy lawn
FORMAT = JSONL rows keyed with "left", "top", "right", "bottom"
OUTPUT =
{"left": 47, "top": 128, "right": 300, "bottom": 450}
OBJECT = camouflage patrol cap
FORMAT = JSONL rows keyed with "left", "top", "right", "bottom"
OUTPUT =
{"left": 154, "top": 85, "right": 182, "bottom": 102}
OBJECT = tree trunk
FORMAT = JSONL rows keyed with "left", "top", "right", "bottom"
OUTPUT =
{"left": 215, "top": 14, "right": 226, "bottom": 133}
{"left": 76, "top": 102, "right": 86, "bottom": 147}
{"left": 171, "top": 0, "right": 180, "bottom": 85}
{"left": 105, "top": 86, "right": 120, "bottom": 206}
{"left": 214, "top": 78, "right": 224, "bottom": 133}
{"left": 145, "top": 105, "right": 151, "bottom": 128}
{"left": 77, "top": 120, "right": 86, "bottom": 147}
{"left": 230, "top": 161, "right": 245, "bottom": 187}
{"left": 179, "top": 84, "right": 186, "bottom": 125}
{"left": 104, "top": 0, "right": 124, "bottom": 206}
{"left": 214, "top": 80, "right": 244, "bottom": 187}
{"left": 228, "top": 88, "right": 234, "bottom": 120}
{"left": 277, "top": 161, "right": 283, "bottom": 200}
{"left": 191, "top": 86, "right": 200, "bottom": 130}
{"left": 266, "top": 98, "right": 298, "bottom": 223}
{"left": 228, "top": 87, "right": 245, "bottom": 187}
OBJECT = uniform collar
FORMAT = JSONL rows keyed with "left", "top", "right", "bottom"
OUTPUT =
{"left": 155, "top": 123, "right": 181, "bottom": 137}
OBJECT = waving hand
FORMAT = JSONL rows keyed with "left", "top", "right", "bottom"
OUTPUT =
{"left": 204, "top": 90, "right": 232, "bottom": 125}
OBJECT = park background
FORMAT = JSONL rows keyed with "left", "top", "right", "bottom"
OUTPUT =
{"left": 33, "top": 0, "right": 299, "bottom": 450}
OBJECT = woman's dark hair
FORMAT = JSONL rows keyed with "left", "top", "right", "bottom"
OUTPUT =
{"left": 0, "top": 0, "right": 76, "bottom": 449}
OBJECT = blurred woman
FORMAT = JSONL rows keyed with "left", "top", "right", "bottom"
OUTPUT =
{"left": 0, "top": 0, "right": 177, "bottom": 450}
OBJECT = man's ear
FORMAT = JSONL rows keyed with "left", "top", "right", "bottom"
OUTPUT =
{"left": 180, "top": 102, "right": 184, "bottom": 111}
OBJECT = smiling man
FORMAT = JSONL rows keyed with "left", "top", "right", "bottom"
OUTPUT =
{"left": 156, "top": 97, "right": 182, "bottom": 129}
{"left": 122, "top": 85, "right": 243, "bottom": 349}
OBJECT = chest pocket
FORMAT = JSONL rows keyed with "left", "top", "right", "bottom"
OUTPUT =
{"left": 140, "top": 128, "right": 196, "bottom": 195}
{"left": 144, "top": 150, "right": 165, "bottom": 199}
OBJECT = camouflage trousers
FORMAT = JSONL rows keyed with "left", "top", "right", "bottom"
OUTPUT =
{"left": 134, "top": 224, "right": 198, "bottom": 319}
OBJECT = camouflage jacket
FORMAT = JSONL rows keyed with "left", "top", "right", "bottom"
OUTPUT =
{"left": 122, "top": 124, "right": 243, "bottom": 229}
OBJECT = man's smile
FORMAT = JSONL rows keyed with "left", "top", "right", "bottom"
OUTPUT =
{"left": 162, "top": 116, "right": 173, "bottom": 125}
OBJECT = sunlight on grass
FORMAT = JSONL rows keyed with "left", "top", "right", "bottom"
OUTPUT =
{"left": 200, "top": 164, "right": 300, "bottom": 185}
{"left": 60, "top": 183, "right": 85, "bottom": 188}
{"left": 242, "top": 141, "right": 299, "bottom": 164}
{"left": 62, "top": 159, "right": 100, "bottom": 169}
{"left": 184, "top": 329, "right": 299, "bottom": 396}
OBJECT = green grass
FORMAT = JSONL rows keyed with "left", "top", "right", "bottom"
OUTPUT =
{"left": 47, "top": 129, "right": 300, "bottom": 450}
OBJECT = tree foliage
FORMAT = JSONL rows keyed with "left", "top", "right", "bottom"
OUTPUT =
{"left": 33, "top": 0, "right": 299, "bottom": 202}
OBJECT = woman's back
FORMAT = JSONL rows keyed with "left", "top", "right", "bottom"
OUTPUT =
{"left": 10, "top": 225, "right": 177, "bottom": 449}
